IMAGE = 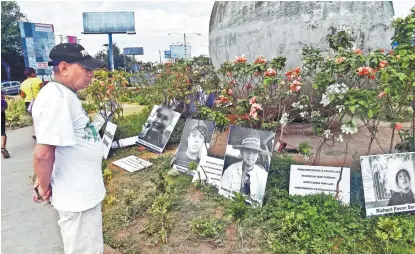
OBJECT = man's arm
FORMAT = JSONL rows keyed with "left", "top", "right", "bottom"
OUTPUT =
{"left": 20, "top": 90, "right": 26, "bottom": 98}
{"left": 33, "top": 144, "right": 56, "bottom": 200}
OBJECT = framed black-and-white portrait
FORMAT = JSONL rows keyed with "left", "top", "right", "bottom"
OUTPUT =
{"left": 219, "top": 126, "right": 275, "bottom": 205}
{"left": 136, "top": 105, "right": 180, "bottom": 153}
{"left": 174, "top": 119, "right": 215, "bottom": 175}
{"left": 361, "top": 152, "right": 415, "bottom": 216}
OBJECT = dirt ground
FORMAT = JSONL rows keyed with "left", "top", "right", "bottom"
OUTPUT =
{"left": 208, "top": 120, "right": 412, "bottom": 168}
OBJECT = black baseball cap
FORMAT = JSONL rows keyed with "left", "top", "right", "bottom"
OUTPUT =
{"left": 48, "top": 43, "right": 105, "bottom": 69}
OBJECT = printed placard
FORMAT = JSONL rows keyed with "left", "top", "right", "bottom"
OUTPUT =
{"left": 361, "top": 152, "right": 415, "bottom": 216}
{"left": 289, "top": 165, "right": 351, "bottom": 204}
{"left": 112, "top": 155, "right": 153, "bottom": 172}
{"left": 136, "top": 105, "right": 180, "bottom": 153}
{"left": 102, "top": 122, "right": 117, "bottom": 159}
{"left": 218, "top": 126, "right": 275, "bottom": 206}
{"left": 92, "top": 113, "right": 106, "bottom": 132}
{"left": 174, "top": 119, "right": 215, "bottom": 175}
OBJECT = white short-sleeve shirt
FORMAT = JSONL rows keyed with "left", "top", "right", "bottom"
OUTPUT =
{"left": 32, "top": 81, "right": 106, "bottom": 212}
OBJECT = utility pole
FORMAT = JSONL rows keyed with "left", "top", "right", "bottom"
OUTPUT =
{"left": 159, "top": 50, "right": 162, "bottom": 63}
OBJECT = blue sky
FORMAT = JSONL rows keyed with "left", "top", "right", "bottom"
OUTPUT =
{"left": 16, "top": 1, "right": 414, "bottom": 62}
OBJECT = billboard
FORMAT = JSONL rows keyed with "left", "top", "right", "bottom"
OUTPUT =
{"left": 123, "top": 47, "right": 144, "bottom": 55}
{"left": 67, "top": 35, "right": 78, "bottom": 44}
{"left": 170, "top": 45, "right": 191, "bottom": 59}
{"left": 19, "top": 22, "right": 56, "bottom": 76}
{"left": 164, "top": 50, "right": 171, "bottom": 59}
{"left": 83, "top": 12, "right": 136, "bottom": 34}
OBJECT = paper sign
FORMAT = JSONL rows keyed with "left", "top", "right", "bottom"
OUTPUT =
{"left": 289, "top": 165, "right": 351, "bottom": 204}
{"left": 193, "top": 156, "right": 224, "bottom": 188}
{"left": 112, "top": 155, "right": 153, "bottom": 172}
{"left": 102, "top": 122, "right": 117, "bottom": 159}
{"left": 92, "top": 113, "right": 106, "bottom": 132}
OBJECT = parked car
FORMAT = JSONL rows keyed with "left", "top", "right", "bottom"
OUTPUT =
{"left": 1, "top": 81, "right": 21, "bottom": 95}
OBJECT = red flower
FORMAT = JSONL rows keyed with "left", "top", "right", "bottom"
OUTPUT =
{"left": 227, "top": 89, "right": 234, "bottom": 96}
{"left": 226, "top": 72, "right": 232, "bottom": 77}
{"left": 389, "top": 50, "right": 394, "bottom": 55}
{"left": 335, "top": 57, "right": 346, "bottom": 64}
{"left": 234, "top": 54, "right": 247, "bottom": 63}
{"left": 395, "top": 123, "right": 402, "bottom": 131}
{"left": 186, "top": 66, "right": 191, "bottom": 71}
{"left": 249, "top": 96, "right": 256, "bottom": 104}
{"left": 254, "top": 56, "right": 267, "bottom": 64}
{"left": 354, "top": 49, "right": 363, "bottom": 55}
{"left": 289, "top": 83, "right": 301, "bottom": 92}
{"left": 229, "top": 80, "right": 236, "bottom": 86}
{"left": 254, "top": 71, "right": 261, "bottom": 77}
{"left": 218, "top": 96, "right": 228, "bottom": 104}
{"left": 377, "top": 91, "right": 386, "bottom": 98}
{"left": 379, "top": 60, "right": 388, "bottom": 69}
{"left": 357, "top": 67, "right": 374, "bottom": 76}
{"left": 380, "top": 49, "right": 385, "bottom": 53}
{"left": 264, "top": 68, "right": 277, "bottom": 77}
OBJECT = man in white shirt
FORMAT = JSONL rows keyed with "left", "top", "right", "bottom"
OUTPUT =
{"left": 32, "top": 43, "right": 106, "bottom": 253}
{"left": 220, "top": 131, "right": 271, "bottom": 203}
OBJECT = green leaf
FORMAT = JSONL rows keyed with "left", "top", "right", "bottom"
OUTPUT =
{"left": 368, "top": 110, "right": 374, "bottom": 118}
{"left": 385, "top": 87, "right": 391, "bottom": 94}
{"left": 349, "top": 105, "right": 356, "bottom": 113}
{"left": 402, "top": 60, "right": 409, "bottom": 68}
{"left": 398, "top": 49, "right": 407, "bottom": 56}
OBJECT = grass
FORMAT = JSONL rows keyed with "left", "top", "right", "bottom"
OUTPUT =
{"left": 102, "top": 147, "right": 415, "bottom": 254}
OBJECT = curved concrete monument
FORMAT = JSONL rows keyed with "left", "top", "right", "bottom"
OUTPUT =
{"left": 209, "top": 1, "right": 394, "bottom": 68}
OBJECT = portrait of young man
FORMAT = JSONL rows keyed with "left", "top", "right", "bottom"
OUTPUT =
{"left": 137, "top": 105, "right": 180, "bottom": 151}
{"left": 220, "top": 126, "right": 274, "bottom": 204}
{"left": 175, "top": 119, "right": 213, "bottom": 173}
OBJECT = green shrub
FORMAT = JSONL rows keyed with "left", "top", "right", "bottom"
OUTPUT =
{"left": 112, "top": 108, "right": 150, "bottom": 140}
{"left": 189, "top": 217, "right": 224, "bottom": 239}
{"left": 5, "top": 98, "right": 32, "bottom": 129}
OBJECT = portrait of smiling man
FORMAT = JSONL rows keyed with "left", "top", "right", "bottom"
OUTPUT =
{"left": 31, "top": 43, "right": 107, "bottom": 253}
{"left": 138, "top": 105, "right": 180, "bottom": 150}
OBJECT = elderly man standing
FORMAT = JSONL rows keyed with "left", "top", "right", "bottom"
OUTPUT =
{"left": 220, "top": 131, "right": 271, "bottom": 202}
{"left": 32, "top": 43, "right": 106, "bottom": 254}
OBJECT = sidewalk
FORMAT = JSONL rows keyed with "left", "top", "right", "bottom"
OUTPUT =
{"left": 1, "top": 126, "right": 63, "bottom": 253}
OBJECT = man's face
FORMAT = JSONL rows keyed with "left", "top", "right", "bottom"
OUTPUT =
{"left": 150, "top": 108, "right": 172, "bottom": 133}
{"left": 187, "top": 128, "right": 205, "bottom": 154}
{"left": 397, "top": 170, "right": 411, "bottom": 190}
{"left": 241, "top": 148, "right": 259, "bottom": 169}
{"left": 66, "top": 63, "right": 94, "bottom": 91}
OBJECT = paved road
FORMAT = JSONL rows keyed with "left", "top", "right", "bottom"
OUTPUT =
{"left": 1, "top": 126, "right": 63, "bottom": 254}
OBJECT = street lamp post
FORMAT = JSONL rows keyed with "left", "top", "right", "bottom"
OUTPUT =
{"left": 168, "top": 32, "right": 201, "bottom": 59}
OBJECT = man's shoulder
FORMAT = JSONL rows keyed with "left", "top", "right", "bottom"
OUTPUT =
{"left": 226, "top": 161, "right": 242, "bottom": 172}
{"left": 38, "top": 81, "right": 70, "bottom": 99}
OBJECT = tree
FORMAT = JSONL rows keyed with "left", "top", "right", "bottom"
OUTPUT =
{"left": 94, "top": 43, "right": 134, "bottom": 71}
{"left": 1, "top": 1, "right": 28, "bottom": 81}
{"left": 192, "top": 54, "right": 212, "bottom": 66}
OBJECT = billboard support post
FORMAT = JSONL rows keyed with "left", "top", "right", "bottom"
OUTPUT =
{"left": 108, "top": 33, "right": 114, "bottom": 71}
{"left": 184, "top": 34, "right": 187, "bottom": 59}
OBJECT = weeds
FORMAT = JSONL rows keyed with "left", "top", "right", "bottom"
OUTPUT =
{"left": 189, "top": 217, "right": 224, "bottom": 239}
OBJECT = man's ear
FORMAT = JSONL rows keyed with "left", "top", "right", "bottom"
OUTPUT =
{"left": 58, "top": 62, "right": 70, "bottom": 76}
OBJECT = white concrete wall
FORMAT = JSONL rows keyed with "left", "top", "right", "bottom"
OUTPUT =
{"left": 209, "top": 1, "right": 395, "bottom": 69}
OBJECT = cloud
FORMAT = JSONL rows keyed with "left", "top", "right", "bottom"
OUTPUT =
{"left": 15, "top": 1, "right": 213, "bottom": 62}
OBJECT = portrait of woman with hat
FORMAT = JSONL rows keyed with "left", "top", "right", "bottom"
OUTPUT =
{"left": 220, "top": 127, "right": 273, "bottom": 203}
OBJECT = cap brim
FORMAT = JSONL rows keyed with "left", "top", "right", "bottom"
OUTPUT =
{"left": 77, "top": 58, "right": 106, "bottom": 70}
{"left": 233, "top": 145, "right": 272, "bottom": 155}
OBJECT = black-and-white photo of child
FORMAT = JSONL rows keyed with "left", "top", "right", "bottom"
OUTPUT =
{"left": 174, "top": 119, "right": 214, "bottom": 174}
{"left": 136, "top": 105, "right": 180, "bottom": 152}
{"left": 360, "top": 152, "right": 415, "bottom": 216}
{"left": 219, "top": 126, "right": 274, "bottom": 205}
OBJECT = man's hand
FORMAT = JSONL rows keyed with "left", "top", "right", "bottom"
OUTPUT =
{"left": 33, "top": 178, "right": 52, "bottom": 203}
